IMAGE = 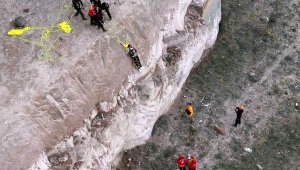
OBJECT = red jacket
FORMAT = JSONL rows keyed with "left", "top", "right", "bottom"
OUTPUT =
{"left": 176, "top": 155, "right": 185, "bottom": 168}
{"left": 189, "top": 156, "right": 197, "bottom": 170}
{"left": 185, "top": 158, "right": 190, "bottom": 166}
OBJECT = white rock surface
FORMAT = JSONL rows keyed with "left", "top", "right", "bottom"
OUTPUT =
{"left": 0, "top": 0, "right": 221, "bottom": 169}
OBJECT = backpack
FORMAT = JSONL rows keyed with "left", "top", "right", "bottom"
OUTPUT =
{"left": 88, "top": 5, "right": 96, "bottom": 17}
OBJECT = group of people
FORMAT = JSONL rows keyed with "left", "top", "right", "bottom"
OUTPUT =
{"left": 72, "top": 0, "right": 143, "bottom": 69}
{"left": 176, "top": 154, "right": 197, "bottom": 170}
{"left": 179, "top": 102, "right": 245, "bottom": 169}
{"left": 185, "top": 102, "right": 246, "bottom": 127}
{"left": 72, "top": 0, "right": 111, "bottom": 31}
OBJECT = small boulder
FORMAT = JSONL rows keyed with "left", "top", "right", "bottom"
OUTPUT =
{"left": 249, "top": 72, "right": 256, "bottom": 77}
{"left": 15, "top": 16, "right": 26, "bottom": 28}
{"left": 247, "top": 71, "right": 259, "bottom": 82}
{"left": 213, "top": 125, "right": 226, "bottom": 135}
{"left": 48, "top": 156, "right": 60, "bottom": 166}
{"left": 23, "top": 9, "right": 30, "bottom": 13}
{"left": 58, "top": 154, "right": 68, "bottom": 163}
{"left": 257, "top": 164, "right": 263, "bottom": 170}
{"left": 244, "top": 147, "right": 252, "bottom": 153}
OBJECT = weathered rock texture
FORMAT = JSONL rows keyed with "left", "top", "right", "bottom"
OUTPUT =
{"left": 0, "top": 0, "right": 221, "bottom": 169}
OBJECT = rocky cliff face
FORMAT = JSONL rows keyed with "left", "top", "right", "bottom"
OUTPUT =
{"left": 0, "top": 0, "right": 220, "bottom": 169}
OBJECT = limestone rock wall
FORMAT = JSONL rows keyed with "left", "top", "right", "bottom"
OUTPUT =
{"left": 0, "top": 0, "right": 220, "bottom": 169}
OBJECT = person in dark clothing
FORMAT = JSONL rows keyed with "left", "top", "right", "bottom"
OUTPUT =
{"left": 234, "top": 105, "right": 245, "bottom": 127}
{"left": 72, "top": 0, "right": 87, "bottom": 20}
{"left": 100, "top": 2, "right": 112, "bottom": 20}
{"left": 127, "top": 44, "right": 142, "bottom": 69}
{"left": 90, "top": 0, "right": 102, "bottom": 7}
{"left": 95, "top": 10, "right": 106, "bottom": 31}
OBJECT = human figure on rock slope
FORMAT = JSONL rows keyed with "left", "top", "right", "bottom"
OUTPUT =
{"left": 127, "top": 44, "right": 142, "bottom": 69}
{"left": 233, "top": 105, "right": 245, "bottom": 127}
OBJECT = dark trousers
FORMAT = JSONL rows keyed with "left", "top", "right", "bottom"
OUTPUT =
{"left": 104, "top": 9, "right": 112, "bottom": 19}
{"left": 132, "top": 55, "right": 142, "bottom": 68}
{"left": 90, "top": 16, "right": 97, "bottom": 25}
{"left": 234, "top": 118, "right": 241, "bottom": 127}
{"left": 96, "top": 19, "right": 105, "bottom": 31}
{"left": 75, "top": 9, "right": 86, "bottom": 20}
{"left": 179, "top": 167, "right": 186, "bottom": 170}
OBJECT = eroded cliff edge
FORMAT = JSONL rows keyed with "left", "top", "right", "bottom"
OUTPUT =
{"left": 0, "top": 0, "right": 221, "bottom": 169}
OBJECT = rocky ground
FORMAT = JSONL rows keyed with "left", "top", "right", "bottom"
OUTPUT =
{"left": 117, "top": 0, "right": 300, "bottom": 169}
{"left": 1, "top": 0, "right": 223, "bottom": 168}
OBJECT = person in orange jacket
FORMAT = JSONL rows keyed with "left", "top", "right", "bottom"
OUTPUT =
{"left": 185, "top": 102, "right": 194, "bottom": 119}
{"left": 176, "top": 154, "right": 186, "bottom": 170}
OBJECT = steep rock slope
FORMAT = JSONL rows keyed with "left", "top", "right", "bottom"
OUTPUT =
{"left": 0, "top": 0, "right": 220, "bottom": 169}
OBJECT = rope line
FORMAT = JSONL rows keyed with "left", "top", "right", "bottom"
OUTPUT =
{"left": 7, "top": 1, "right": 74, "bottom": 61}
{"left": 8, "top": 1, "right": 132, "bottom": 61}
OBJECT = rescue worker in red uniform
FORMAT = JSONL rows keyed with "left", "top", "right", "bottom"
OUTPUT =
{"left": 188, "top": 156, "right": 197, "bottom": 170}
{"left": 185, "top": 155, "right": 197, "bottom": 170}
{"left": 176, "top": 155, "right": 186, "bottom": 170}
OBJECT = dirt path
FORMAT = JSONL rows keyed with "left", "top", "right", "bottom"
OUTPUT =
{"left": 116, "top": 0, "right": 300, "bottom": 169}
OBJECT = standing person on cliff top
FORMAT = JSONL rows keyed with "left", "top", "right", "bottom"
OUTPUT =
{"left": 95, "top": 9, "right": 106, "bottom": 31}
{"left": 88, "top": 4, "right": 97, "bottom": 26}
{"left": 72, "top": 0, "right": 87, "bottom": 20}
{"left": 100, "top": 1, "right": 112, "bottom": 20}
{"left": 185, "top": 102, "right": 194, "bottom": 119}
{"left": 233, "top": 105, "right": 245, "bottom": 127}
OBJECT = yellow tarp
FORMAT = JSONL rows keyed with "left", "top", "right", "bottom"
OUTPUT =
{"left": 7, "top": 27, "right": 32, "bottom": 36}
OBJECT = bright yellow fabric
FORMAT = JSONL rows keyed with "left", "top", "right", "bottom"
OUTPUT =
{"left": 122, "top": 42, "right": 129, "bottom": 49}
{"left": 7, "top": 27, "right": 32, "bottom": 36}
{"left": 57, "top": 21, "right": 72, "bottom": 33}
